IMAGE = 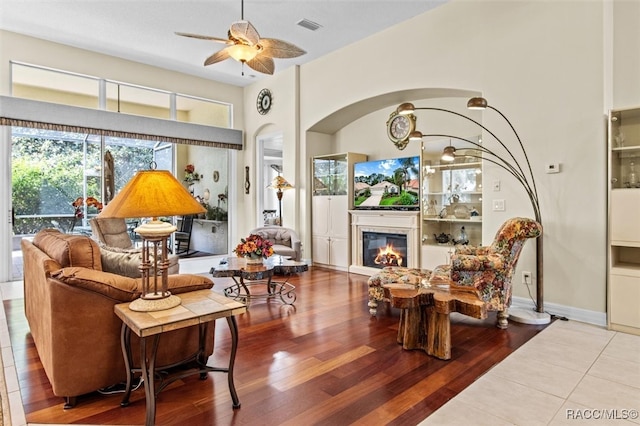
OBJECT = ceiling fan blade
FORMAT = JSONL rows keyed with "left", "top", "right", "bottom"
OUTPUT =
{"left": 175, "top": 32, "right": 231, "bottom": 44}
{"left": 230, "top": 20, "right": 260, "bottom": 45}
{"left": 204, "top": 48, "right": 231, "bottom": 66}
{"left": 259, "top": 38, "right": 306, "bottom": 59}
{"left": 246, "top": 55, "right": 275, "bottom": 75}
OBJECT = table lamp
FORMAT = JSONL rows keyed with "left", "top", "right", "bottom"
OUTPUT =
{"left": 98, "top": 168, "right": 206, "bottom": 312}
{"left": 268, "top": 175, "right": 293, "bottom": 226}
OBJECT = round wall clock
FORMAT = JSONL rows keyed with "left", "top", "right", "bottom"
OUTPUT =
{"left": 256, "top": 88, "right": 272, "bottom": 115}
{"left": 386, "top": 111, "right": 416, "bottom": 149}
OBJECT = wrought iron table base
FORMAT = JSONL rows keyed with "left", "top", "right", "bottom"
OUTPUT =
{"left": 224, "top": 276, "right": 296, "bottom": 305}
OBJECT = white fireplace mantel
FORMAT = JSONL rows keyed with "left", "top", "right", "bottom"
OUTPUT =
{"left": 349, "top": 210, "right": 420, "bottom": 276}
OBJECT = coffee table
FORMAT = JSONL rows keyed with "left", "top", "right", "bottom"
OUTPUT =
{"left": 210, "top": 255, "right": 308, "bottom": 305}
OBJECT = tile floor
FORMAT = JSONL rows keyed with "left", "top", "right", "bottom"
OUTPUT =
{"left": 422, "top": 319, "right": 640, "bottom": 425}
{"left": 2, "top": 256, "right": 640, "bottom": 425}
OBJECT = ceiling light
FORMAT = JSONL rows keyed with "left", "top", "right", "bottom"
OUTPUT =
{"left": 227, "top": 44, "right": 259, "bottom": 62}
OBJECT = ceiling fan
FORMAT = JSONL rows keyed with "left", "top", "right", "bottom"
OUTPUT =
{"left": 175, "top": 0, "right": 306, "bottom": 75}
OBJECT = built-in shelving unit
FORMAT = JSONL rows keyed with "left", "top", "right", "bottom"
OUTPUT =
{"left": 608, "top": 107, "right": 640, "bottom": 335}
{"left": 420, "top": 139, "right": 483, "bottom": 270}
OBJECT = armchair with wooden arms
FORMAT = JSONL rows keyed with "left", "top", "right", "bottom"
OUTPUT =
{"left": 431, "top": 217, "right": 542, "bottom": 329}
{"left": 89, "top": 217, "right": 180, "bottom": 276}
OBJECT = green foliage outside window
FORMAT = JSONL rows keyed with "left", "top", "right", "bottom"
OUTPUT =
{"left": 11, "top": 130, "right": 155, "bottom": 234}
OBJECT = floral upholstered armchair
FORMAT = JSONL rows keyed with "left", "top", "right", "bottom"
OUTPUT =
{"left": 433, "top": 217, "right": 542, "bottom": 328}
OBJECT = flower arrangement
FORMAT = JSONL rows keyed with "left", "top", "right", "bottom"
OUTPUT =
{"left": 233, "top": 234, "right": 274, "bottom": 259}
{"left": 184, "top": 164, "right": 200, "bottom": 182}
{"left": 71, "top": 196, "right": 103, "bottom": 232}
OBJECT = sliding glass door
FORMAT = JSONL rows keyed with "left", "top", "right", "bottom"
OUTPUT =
{"left": 10, "top": 127, "right": 174, "bottom": 280}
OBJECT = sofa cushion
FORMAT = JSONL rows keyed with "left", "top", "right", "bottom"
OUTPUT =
{"left": 51, "top": 267, "right": 140, "bottom": 302}
{"left": 33, "top": 229, "right": 102, "bottom": 270}
{"left": 255, "top": 229, "right": 292, "bottom": 246}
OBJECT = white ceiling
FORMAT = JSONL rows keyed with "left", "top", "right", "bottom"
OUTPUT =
{"left": 0, "top": 0, "right": 446, "bottom": 87}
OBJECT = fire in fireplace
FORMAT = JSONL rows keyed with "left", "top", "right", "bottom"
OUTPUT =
{"left": 363, "top": 231, "right": 408, "bottom": 269}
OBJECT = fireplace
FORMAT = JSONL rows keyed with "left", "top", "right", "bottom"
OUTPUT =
{"left": 349, "top": 210, "right": 420, "bottom": 275}
{"left": 363, "top": 231, "right": 407, "bottom": 268}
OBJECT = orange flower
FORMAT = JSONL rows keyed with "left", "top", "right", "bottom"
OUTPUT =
{"left": 85, "top": 196, "right": 103, "bottom": 212}
{"left": 72, "top": 197, "right": 84, "bottom": 208}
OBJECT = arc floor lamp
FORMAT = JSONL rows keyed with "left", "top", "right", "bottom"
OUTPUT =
{"left": 396, "top": 97, "right": 549, "bottom": 325}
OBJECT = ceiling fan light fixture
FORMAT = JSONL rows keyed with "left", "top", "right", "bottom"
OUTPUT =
{"left": 227, "top": 44, "right": 259, "bottom": 62}
{"left": 176, "top": 0, "right": 304, "bottom": 75}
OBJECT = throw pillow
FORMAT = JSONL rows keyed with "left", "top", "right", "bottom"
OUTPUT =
{"left": 52, "top": 267, "right": 140, "bottom": 302}
{"left": 99, "top": 245, "right": 142, "bottom": 278}
{"left": 166, "top": 274, "right": 214, "bottom": 294}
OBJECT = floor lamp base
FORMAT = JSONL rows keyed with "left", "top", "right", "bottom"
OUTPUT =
{"left": 509, "top": 307, "right": 551, "bottom": 325}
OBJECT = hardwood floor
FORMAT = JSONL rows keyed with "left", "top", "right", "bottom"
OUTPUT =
{"left": 6, "top": 267, "right": 548, "bottom": 425}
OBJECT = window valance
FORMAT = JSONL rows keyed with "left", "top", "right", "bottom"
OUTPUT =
{"left": 0, "top": 96, "right": 243, "bottom": 150}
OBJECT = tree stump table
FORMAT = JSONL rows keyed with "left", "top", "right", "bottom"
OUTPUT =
{"left": 383, "top": 282, "right": 487, "bottom": 360}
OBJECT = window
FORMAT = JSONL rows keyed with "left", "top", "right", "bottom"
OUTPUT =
{"left": 11, "top": 128, "right": 171, "bottom": 235}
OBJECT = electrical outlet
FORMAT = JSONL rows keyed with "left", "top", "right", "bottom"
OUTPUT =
{"left": 522, "top": 271, "right": 532, "bottom": 286}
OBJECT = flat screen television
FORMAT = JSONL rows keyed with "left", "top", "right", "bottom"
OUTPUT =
{"left": 354, "top": 155, "right": 420, "bottom": 210}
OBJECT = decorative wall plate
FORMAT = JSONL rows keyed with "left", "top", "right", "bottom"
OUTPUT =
{"left": 257, "top": 88, "right": 272, "bottom": 115}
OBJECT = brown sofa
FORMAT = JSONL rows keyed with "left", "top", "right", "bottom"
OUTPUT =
{"left": 21, "top": 229, "right": 215, "bottom": 407}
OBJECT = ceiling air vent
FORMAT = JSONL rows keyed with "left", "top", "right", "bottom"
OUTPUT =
{"left": 297, "top": 18, "right": 322, "bottom": 31}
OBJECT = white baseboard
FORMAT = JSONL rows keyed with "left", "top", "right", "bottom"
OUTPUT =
{"left": 511, "top": 296, "right": 607, "bottom": 327}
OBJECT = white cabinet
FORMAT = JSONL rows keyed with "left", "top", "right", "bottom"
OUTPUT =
{"left": 312, "top": 195, "right": 349, "bottom": 269}
{"left": 421, "top": 245, "right": 453, "bottom": 271}
{"left": 608, "top": 107, "right": 640, "bottom": 335}
{"left": 312, "top": 196, "right": 348, "bottom": 238}
{"left": 311, "top": 152, "right": 366, "bottom": 270}
{"left": 610, "top": 190, "right": 640, "bottom": 245}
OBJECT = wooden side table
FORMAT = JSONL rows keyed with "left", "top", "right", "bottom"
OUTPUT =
{"left": 114, "top": 290, "right": 246, "bottom": 426}
{"left": 383, "top": 282, "right": 487, "bottom": 360}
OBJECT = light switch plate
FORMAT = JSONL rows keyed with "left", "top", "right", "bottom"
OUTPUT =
{"left": 493, "top": 199, "right": 505, "bottom": 211}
